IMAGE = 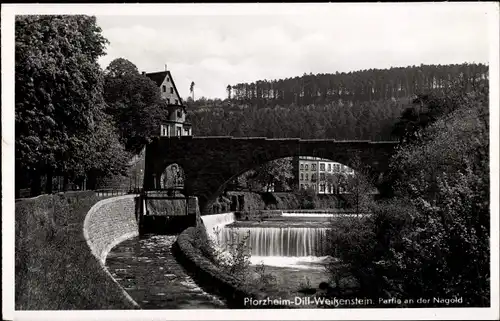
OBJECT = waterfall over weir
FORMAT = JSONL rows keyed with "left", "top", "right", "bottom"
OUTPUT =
{"left": 219, "top": 227, "right": 328, "bottom": 257}
{"left": 200, "top": 212, "right": 329, "bottom": 259}
{"left": 200, "top": 212, "right": 236, "bottom": 240}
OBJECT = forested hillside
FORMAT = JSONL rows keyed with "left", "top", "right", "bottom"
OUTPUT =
{"left": 188, "top": 63, "right": 488, "bottom": 140}
{"left": 228, "top": 63, "right": 488, "bottom": 105}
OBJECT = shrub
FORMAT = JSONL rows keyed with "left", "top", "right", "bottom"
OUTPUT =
{"left": 211, "top": 226, "right": 252, "bottom": 283}
{"left": 297, "top": 276, "right": 316, "bottom": 295}
{"left": 254, "top": 262, "right": 277, "bottom": 290}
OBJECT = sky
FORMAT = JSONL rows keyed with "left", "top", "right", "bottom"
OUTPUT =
{"left": 93, "top": 3, "right": 493, "bottom": 99}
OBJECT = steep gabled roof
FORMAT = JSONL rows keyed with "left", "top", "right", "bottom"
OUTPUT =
{"left": 145, "top": 70, "right": 185, "bottom": 106}
{"left": 145, "top": 71, "right": 168, "bottom": 87}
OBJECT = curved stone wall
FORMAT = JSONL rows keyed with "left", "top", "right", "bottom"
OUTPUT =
{"left": 173, "top": 226, "right": 262, "bottom": 308}
{"left": 174, "top": 213, "right": 289, "bottom": 308}
{"left": 83, "top": 195, "right": 140, "bottom": 308}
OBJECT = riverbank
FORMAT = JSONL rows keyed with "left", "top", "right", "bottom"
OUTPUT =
{"left": 15, "top": 192, "right": 138, "bottom": 310}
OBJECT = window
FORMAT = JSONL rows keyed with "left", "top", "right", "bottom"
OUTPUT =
{"left": 167, "top": 77, "right": 170, "bottom": 82}
{"left": 311, "top": 173, "right": 316, "bottom": 182}
{"left": 328, "top": 164, "right": 331, "bottom": 171}
{"left": 300, "top": 164, "right": 304, "bottom": 170}
{"left": 175, "top": 99, "right": 178, "bottom": 105}
{"left": 176, "top": 127, "right": 182, "bottom": 137}
{"left": 177, "top": 110, "right": 182, "bottom": 118}
{"left": 312, "top": 164, "right": 317, "bottom": 171}
{"left": 320, "top": 173, "right": 325, "bottom": 181}
{"left": 320, "top": 184, "right": 325, "bottom": 192}
{"left": 167, "top": 98, "right": 171, "bottom": 104}
{"left": 320, "top": 163, "right": 325, "bottom": 171}
{"left": 300, "top": 184, "right": 304, "bottom": 190}
{"left": 300, "top": 173, "right": 304, "bottom": 180}
{"left": 162, "top": 85, "right": 166, "bottom": 92}
{"left": 305, "top": 173, "right": 309, "bottom": 180}
{"left": 305, "top": 164, "right": 309, "bottom": 170}
{"left": 170, "top": 87, "right": 174, "bottom": 94}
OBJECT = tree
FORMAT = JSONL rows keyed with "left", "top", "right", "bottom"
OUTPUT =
{"left": 386, "top": 93, "right": 490, "bottom": 305}
{"left": 103, "top": 59, "right": 168, "bottom": 152}
{"left": 190, "top": 81, "right": 195, "bottom": 101}
{"left": 15, "top": 15, "right": 110, "bottom": 195}
{"left": 104, "top": 57, "right": 139, "bottom": 78}
{"left": 325, "top": 172, "right": 348, "bottom": 206}
{"left": 250, "top": 157, "right": 294, "bottom": 192}
{"left": 83, "top": 111, "right": 131, "bottom": 189}
{"left": 344, "top": 169, "right": 374, "bottom": 215}
{"left": 226, "top": 84, "right": 232, "bottom": 100}
{"left": 328, "top": 84, "right": 490, "bottom": 307}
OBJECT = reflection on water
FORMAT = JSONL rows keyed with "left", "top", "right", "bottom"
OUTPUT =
{"left": 105, "top": 234, "right": 226, "bottom": 309}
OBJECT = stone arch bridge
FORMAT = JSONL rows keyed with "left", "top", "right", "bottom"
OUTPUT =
{"left": 143, "top": 136, "right": 399, "bottom": 213}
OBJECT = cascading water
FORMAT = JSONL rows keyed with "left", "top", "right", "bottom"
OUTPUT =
{"left": 200, "top": 212, "right": 235, "bottom": 241}
{"left": 218, "top": 227, "right": 328, "bottom": 257}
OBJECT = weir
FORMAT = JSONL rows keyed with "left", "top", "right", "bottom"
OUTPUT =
{"left": 219, "top": 227, "right": 328, "bottom": 257}
{"left": 200, "top": 212, "right": 236, "bottom": 240}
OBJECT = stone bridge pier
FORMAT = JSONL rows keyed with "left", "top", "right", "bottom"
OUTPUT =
{"left": 144, "top": 136, "right": 398, "bottom": 214}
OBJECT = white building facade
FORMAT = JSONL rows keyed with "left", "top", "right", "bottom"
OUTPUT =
{"left": 297, "top": 156, "right": 354, "bottom": 194}
{"left": 144, "top": 68, "right": 192, "bottom": 137}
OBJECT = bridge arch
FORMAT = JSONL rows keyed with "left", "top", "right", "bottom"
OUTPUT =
{"left": 143, "top": 136, "right": 398, "bottom": 213}
{"left": 159, "top": 163, "right": 185, "bottom": 190}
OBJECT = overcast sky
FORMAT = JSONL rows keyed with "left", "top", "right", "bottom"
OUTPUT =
{"left": 96, "top": 3, "right": 492, "bottom": 99}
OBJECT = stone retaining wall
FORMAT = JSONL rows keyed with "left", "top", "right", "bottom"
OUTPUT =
{"left": 173, "top": 227, "right": 261, "bottom": 308}
{"left": 174, "top": 226, "right": 290, "bottom": 309}
{"left": 83, "top": 195, "right": 140, "bottom": 308}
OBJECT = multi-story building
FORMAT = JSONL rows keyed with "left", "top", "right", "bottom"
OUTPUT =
{"left": 295, "top": 156, "right": 355, "bottom": 194}
{"left": 143, "top": 66, "right": 192, "bottom": 137}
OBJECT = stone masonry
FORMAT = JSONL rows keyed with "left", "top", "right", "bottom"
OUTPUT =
{"left": 83, "top": 195, "right": 139, "bottom": 265}
{"left": 143, "top": 136, "right": 398, "bottom": 213}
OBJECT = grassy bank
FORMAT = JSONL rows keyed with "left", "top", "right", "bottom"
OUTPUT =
{"left": 15, "top": 191, "right": 136, "bottom": 310}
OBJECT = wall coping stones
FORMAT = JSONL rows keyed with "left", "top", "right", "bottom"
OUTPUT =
{"left": 83, "top": 195, "right": 140, "bottom": 309}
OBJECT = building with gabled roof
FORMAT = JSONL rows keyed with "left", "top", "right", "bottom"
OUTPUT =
{"left": 143, "top": 67, "right": 192, "bottom": 137}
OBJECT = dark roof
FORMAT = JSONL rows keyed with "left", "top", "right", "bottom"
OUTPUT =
{"left": 144, "top": 71, "right": 168, "bottom": 87}
{"left": 144, "top": 70, "right": 185, "bottom": 106}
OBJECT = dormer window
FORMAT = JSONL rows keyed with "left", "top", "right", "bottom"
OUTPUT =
{"left": 162, "top": 85, "right": 166, "bottom": 92}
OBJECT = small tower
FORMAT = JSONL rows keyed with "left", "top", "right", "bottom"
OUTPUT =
{"left": 144, "top": 66, "right": 192, "bottom": 137}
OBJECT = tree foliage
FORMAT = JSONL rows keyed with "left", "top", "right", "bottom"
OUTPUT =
{"left": 103, "top": 58, "right": 169, "bottom": 152}
{"left": 230, "top": 158, "right": 294, "bottom": 192}
{"left": 15, "top": 15, "right": 128, "bottom": 194}
{"left": 328, "top": 83, "right": 490, "bottom": 307}
{"left": 104, "top": 57, "right": 139, "bottom": 78}
{"left": 227, "top": 63, "right": 488, "bottom": 107}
